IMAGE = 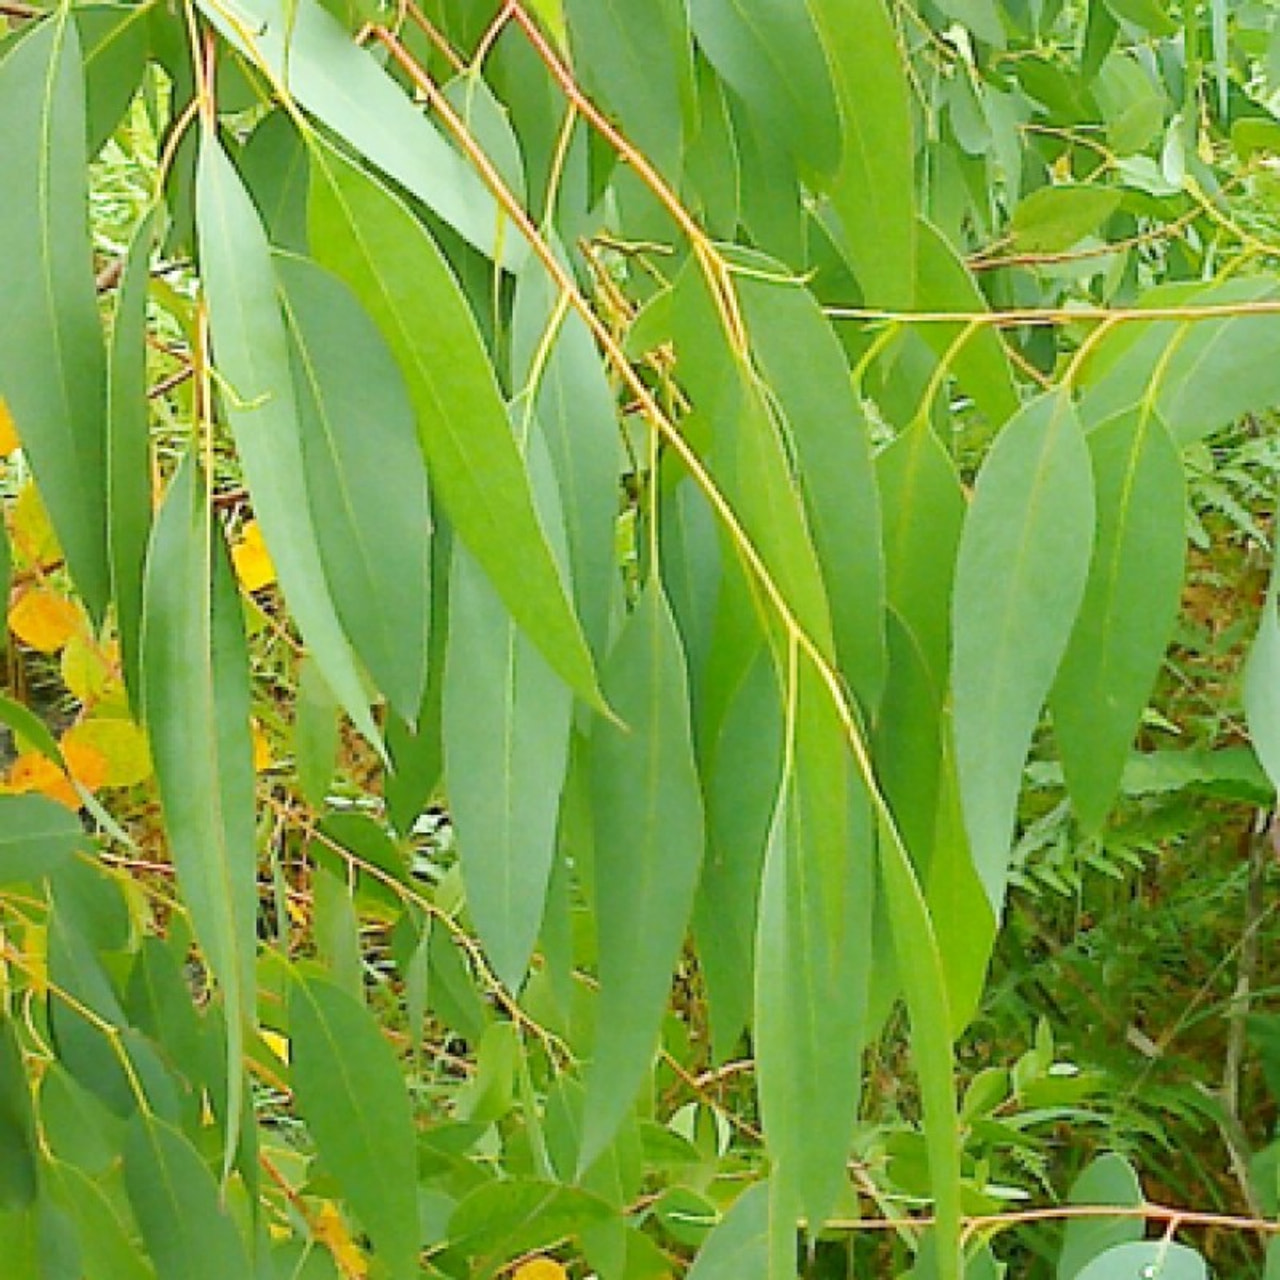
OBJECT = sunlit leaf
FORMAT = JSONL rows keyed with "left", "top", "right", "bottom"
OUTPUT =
{"left": 308, "top": 139, "right": 605, "bottom": 715}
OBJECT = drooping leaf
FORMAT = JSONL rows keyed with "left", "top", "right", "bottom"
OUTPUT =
{"left": 581, "top": 583, "right": 705, "bottom": 1167}
{"left": 913, "top": 219, "right": 1020, "bottom": 427}
{"left": 510, "top": 258, "right": 623, "bottom": 664}
{"left": 0, "top": 796, "right": 84, "bottom": 883}
{"left": 107, "top": 209, "right": 156, "bottom": 711}
{"left": 1052, "top": 409, "right": 1185, "bottom": 832}
{"left": 810, "top": 0, "right": 917, "bottom": 305}
{"left": 289, "top": 973, "right": 419, "bottom": 1280}
{"left": 0, "top": 1021, "right": 37, "bottom": 1210}
{"left": 736, "top": 257, "right": 886, "bottom": 709}
{"left": 693, "top": 581, "right": 782, "bottom": 1058}
{"left": 754, "top": 664, "right": 873, "bottom": 1231}
{"left": 76, "top": 3, "right": 151, "bottom": 155}
{"left": 1246, "top": 572, "right": 1280, "bottom": 798}
{"left": 444, "top": 527, "right": 573, "bottom": 991}
{"left": 685, "top": 1183, "right": 768, "bottom": 1279}
{"left": 690, "top": 0, "right": 841, "bottom": 179}
{"left": 195, "top": 0, "right": 517, "bottom": 264}
{"left": 122, "top": 1113, "right": 252, "bottom": 1280}
{"left": 0, "top": 16, "right": 109, "bottom": 616}
{"left": 276, "top": 252, "right": 432, "bottom": 721}
{"left": 952, "top": 392, "right": 1095, "bottom": 913}
{"left": 45, "top": 1160, "right": 154, "bottom": 1280}
{"left": 670, "top": 263, "right": 835, "bottom": 661}
{"left": 196, "top": 133, "right": 381, "bottom": 747}
{"left": 563, "top": 0, "right": 695, "bottom": 181}
{"left": 140, "top": 453, "right": 257, "bottom": 1161}
{"left": 307, "top": 139, "right": 605, "bottom": 714}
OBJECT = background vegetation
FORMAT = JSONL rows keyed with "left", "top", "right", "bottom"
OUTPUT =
{"left": 6, "top": 0, "right": 1280, "bottom": 1275}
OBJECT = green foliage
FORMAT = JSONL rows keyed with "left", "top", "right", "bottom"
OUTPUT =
{"left": 5, "top": 0, "right": 1280, "bottom": 1276}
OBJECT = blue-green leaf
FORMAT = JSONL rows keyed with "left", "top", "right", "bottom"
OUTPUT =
{"left": 276, "top": 253, "right": 432, "bottom": 721}
{"left": 196, "top": 133, "right": 380, "bottom": 747}
{"left": 952, "top": 393, "right": 1095, "bottom": 914}
{"left": 308, "top": 139, "right": 605, "bottom": 715}
{"left": 289, "top": 973, "right": 419, "bottom": 1280}
{"left": 195, "top": 0, "right": 517, "bottom": 264}
{"left": 1052, "top": 409, "right": 1185, "bottom": 832}
{"left": 140, "top": 453, "right": 256, "bottom": 1162}
{"left": 582, "top": 583, "right": 705, "bottom": 1167}
{"left": 0, "top": 16, "right": 109, "bottom": 616}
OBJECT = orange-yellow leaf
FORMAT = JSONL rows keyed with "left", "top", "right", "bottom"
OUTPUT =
{"left": 313, "top": 1202, "right": 368, "bottom": 1279}
{"left": 62, "top": 718, "right": 152, "bottom": 788}
{"left": 232, "top": 520, "right": 276, "bottom": 592}
{"left": 0, "top": 399, "right": 18, "bottom": 455}
{"left": 513, "top": 1261, "right": 569, "bottom": 1280}
{"left": 4, "top": 740, "right": 106, "bottom": 810}
{"left": 9, "top": 482, "right": 61, "bottom": 569}
{"left": 9, "top": 589, "right": 84, "bottom": 653}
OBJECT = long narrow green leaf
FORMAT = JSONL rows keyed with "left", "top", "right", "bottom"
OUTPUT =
{"left": 140, "top": 453, "right": 256, "bottom": 1163}
{"left": 195, "top": 0, "right": 516, "bottom": 265}
{"left": 690, "top": 0, "right": 841, "bottom": 178}
{"left": 107, "top": 209, "right": 156, "bottom": 710}
{"left": 122, "top": 1114, "right": 252, "bottom": 1280}
{"left": 952, "top": 393, "right": 1095, "bottom": 913}
{"left": 45, "top": 1159, "right": 155, "bottom": 1280}
{"left": 289, "top": 973, "right": 419, "bottom": 1280}
{"left": 581, "top": 583, "right": 705, "bottom": 1168}
{"left": 0, "top": 1021, "right": 37, "bottom": 1210}
{"left": 563, "top": 0, "right": 695, "bottom": 181}
{"left": 877, "top": 814, "right": 963, "bottom": 1280}
{"left": 511, "top": 261, "right": 623, "bottom": 664}
{"left": 308, "top": 140, "right": 604, "bottom": 714}
{"left": 671, "top": 264, "right": 835, "bottom": 660}
{"left": 444, "top": 528, "right": 573, "bottom": 990}
{"left": 693, "top": 600, "right": 781, "bottom": 1058}
{"left": 1052, "top": 409, "right": 1186, "bottom": 832}
{"left": 810, "top": 0, "right": 917, "bottom": 306}
{"left": 754, "top": 664, "right": 873, "bottom": 1232}
{"left": 276, "top": 253, "right": 432, "bottom": 721}
{"left": 0, "top": 16, "right": 109, "bottom": 616}
{"left": 196, "top": 133, "right": 380, "bottom": 747}
{"left": 914, "top": 219, "right": 1019, "bottom": 426}
{"left": 737, "top": 257, "right": 886, "bottom": 708}
{"left": 686, "top": 1183, "right": 768, "bottom": 1279}
{"left": 1246, "top": 569, "right": 1280, "bottom": 797}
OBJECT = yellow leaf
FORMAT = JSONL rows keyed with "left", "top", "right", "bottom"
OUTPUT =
{"left": 62, "top": 718, "right": 152, "bottom": 789}
{"left": 61, "top": 633, "right": 121, "bottom": 706}
{"left": 252, "top": 721, "right": 274, "bottom": 772}
{"left": 9, "top": 589, "right": 85, "bottom": 654}
{"left": 261, "top": 1029, "right": 290, "bottom": 1063}
{"left": 9, "top": 482, "right": 61, "bottom": 569}
{"left": 514, "top": 1261, "right": 569, "bottom": 1280}
{"left": 0, "top": 399, "right": 18, "bottom": 455}
{"left": 232, "top": 520, "right": 276, "bottom": 592}
{"left": 314, "top": 1202, "right": 368, "bottom": 1279}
